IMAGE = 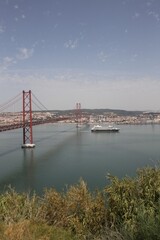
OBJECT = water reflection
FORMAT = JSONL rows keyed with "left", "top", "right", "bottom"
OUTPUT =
{"left": 23, "top": 149, "right": 35, "bottom": 192}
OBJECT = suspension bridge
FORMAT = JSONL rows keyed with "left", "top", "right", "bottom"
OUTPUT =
{"left": 0, "top": 90, "right": 82, "bottom": 148}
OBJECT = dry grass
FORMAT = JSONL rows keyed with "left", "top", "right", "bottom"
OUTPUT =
{"left": 0, "top": 166, "right": 160, "bottom": 239}
{"left": 41, "top": 180, "right": 107, "bottom": 236}
{"left": 0, "top": 187, "right": 41, "bottom": 224}
{"left": 0, "top": 221, "right": 78, "bottom": 240}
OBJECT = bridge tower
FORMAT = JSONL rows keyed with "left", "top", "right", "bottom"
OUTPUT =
{"left": 21, "top": 90, "right": 35, "bottom": 148}
{"left": 76, "top": 102, "right": 81, "bottom": 128}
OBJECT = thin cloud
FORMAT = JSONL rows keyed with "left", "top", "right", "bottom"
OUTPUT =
{"left": 148, "top": 11, "right": 160, "bottom": 22}
{"left": 64, "top": 39, "right": 79, "bottom": 49}
{"left": 14, "top": 4, "right": 19, "bottom": 9}
{"left": 0, "top": 57, "right": 16, "bottom": 71}
{"left": 146, "top": 1, "right": 152, "bottom": 7}
{"left": 1, "top": 68, "right": 160, "bottom": 111}
{"left": 0, "top": 47, "right": 34, "bottom": 71}
{"left": 17, "top": 48, "right": 34, "bottom": 60}
{"left": 11, "top": 36, "right": 15, "bottom": 42}
{"left": 21, "top": 14, "right": 26, "bottom": 19}
{"left": 98, "top": 51, "right": 108, "bottom": 63}
{"left": 14, "top": 17, "right": 19, "bottom": 22}
{"left": 0, "top": 24, "right": 5, "bottom": 34}
{"left": 133, "top": 12, "right": 140, "bottom": 19}
{"left": 130, "top": 53, "right": 138, "bottom": 62}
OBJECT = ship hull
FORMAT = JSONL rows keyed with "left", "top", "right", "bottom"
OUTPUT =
{"left": 91, "top": 128, "right": 119, "bottom": 132}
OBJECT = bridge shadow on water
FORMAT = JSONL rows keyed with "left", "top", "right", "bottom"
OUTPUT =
{"left": 33, "top": 125, "right": 87, "bottom": 163}
{"left": 0, "top": 146, "right": 21, "bottom": 158}
{"left": 0, "top": 124, "right": 89, "bottom": 194}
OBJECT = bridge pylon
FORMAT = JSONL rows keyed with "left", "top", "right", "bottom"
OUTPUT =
{"left": 21, "top": 90, "right": 35, "bottom": 148}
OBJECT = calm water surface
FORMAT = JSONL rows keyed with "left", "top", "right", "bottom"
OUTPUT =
{"left": 0, "top": 123, "right": 160, "bottom": 195}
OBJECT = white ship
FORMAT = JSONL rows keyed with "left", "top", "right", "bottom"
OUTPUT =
{"left": 91, "top": 125, "right": 120, "bottom": 132}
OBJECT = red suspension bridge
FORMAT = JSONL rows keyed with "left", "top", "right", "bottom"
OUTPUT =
{"left": 0, "top": 90, "right": 82, "bottom": 148}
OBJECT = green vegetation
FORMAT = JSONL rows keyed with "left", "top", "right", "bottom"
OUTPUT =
{"left": 0, "top": 166, "right": 160, "bottom": 239}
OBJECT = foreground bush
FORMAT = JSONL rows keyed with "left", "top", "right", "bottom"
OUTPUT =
{"left": 41, "top": 180, "right": 107, "bottom": 237}
{"left": 0, "top": 166, "right": 160, "bottom": 239}
{"left": 105, "top": 166, "right": 160, "bottom": 239}
{"left": 0, "top": 187, "right": 40, "bottom": 224}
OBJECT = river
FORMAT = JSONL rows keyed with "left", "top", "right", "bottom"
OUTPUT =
{"left": 0, "top": 123, "right": 160, "bottom": 195}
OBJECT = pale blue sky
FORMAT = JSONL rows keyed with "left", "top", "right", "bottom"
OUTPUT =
{"left": 0, "top": 0, "right": 160, "bottom": 110}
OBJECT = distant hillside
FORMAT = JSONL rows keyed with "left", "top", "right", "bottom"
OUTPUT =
{"left": 51, "top": 108, "right": 144, "bottom": 116}
{"left": 81, "top": 109, "right": 143, "bottom": 116}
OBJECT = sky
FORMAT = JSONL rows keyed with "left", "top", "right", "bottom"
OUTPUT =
{"left": 0, "top": 0, "right": 160, "bottom": 111}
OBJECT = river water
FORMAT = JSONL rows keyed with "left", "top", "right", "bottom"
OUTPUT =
{"left": 0, "top": 123, "right": 160, "bottom": 195}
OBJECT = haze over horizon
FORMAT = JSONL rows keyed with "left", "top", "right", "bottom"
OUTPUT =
{"left": 0, "top": 0, "right": 160, "bottom": 111}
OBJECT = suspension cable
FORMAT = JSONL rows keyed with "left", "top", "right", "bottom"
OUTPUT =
{"left": 0, "top": 92, "right": 22, "bottom": 113}
{"left": 32, "top": 92, "right": 49, "bottom": 111}
{"left": 32, "top": 99, "right": 45, "bottom": 111}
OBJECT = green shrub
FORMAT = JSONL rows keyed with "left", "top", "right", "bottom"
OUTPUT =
{"left": 40, "top": 187, "right": 66, "bottom": 226}
{"left": 105, "top": 166, "right": 160, "bottom": 238}
{"left": 65, "top": 180, "right": 107, "bottom": 236}
{"left": 1, "top": 166, "right": 160, "bottom": 239}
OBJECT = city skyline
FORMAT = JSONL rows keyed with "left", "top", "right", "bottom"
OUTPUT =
{"left": 0, "top": 0, "right": 160, "bottom": 111}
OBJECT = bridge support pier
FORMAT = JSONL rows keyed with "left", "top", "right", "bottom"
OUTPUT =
{"left": 21, "top": 90, "right": 35, "bottom": 148}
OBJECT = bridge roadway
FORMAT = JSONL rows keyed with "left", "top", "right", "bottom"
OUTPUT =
{"left": 0, "top": 117, "right": 70, "bottom": 132}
